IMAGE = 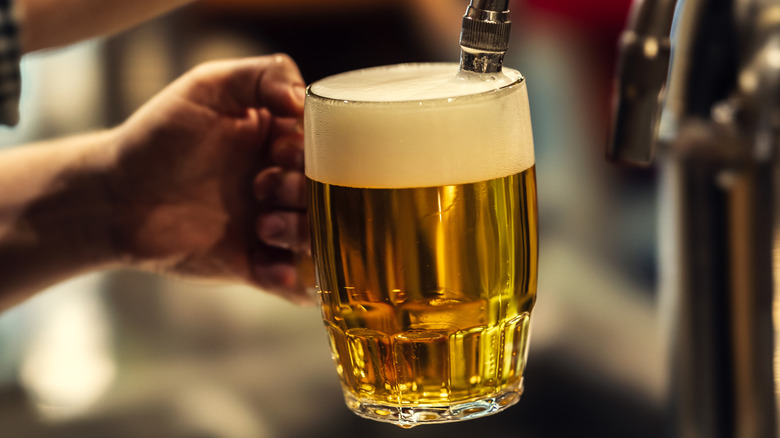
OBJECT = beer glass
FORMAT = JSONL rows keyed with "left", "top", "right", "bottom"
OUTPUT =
{"left": 304, "top": 63, "right": 537, "bottom": 427}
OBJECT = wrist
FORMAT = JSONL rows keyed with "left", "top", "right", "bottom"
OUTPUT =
{"left": 102, "top": 122, "right": 184, "bottom": 273}
{"left": 58, "top": 129, "right": 126, "bottom": 270}
{"left": 99, "top": 125, "right": 151, "bottom": 270}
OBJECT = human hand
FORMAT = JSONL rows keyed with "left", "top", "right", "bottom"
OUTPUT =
{"left": 108, "top": 54, "right": 313, "bottom": 304}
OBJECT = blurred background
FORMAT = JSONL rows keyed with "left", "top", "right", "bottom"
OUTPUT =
{"left": 0, "top": 0, "right": 666, "bottom": 436}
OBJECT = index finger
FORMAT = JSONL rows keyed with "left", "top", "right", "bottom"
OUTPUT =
{"left": 186, "top": 54, "right": 306, "bottom": 117}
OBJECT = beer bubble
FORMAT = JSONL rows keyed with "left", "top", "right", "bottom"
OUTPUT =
{"left": 359, "top": 384, "right": 376, "bottom": 394}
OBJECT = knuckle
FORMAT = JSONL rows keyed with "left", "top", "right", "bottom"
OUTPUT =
{"left": 270, "top": 53, "right": 294, "bottom": 66}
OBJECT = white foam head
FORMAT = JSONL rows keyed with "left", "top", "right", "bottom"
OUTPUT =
{"left": 305, "top": 63, "right": 534, "bottom": 188}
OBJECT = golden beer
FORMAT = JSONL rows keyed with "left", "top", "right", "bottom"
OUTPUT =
{"left": 305, "top": 63, "right": 537, "bottom": 426}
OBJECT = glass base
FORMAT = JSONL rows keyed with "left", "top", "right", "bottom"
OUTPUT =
{"left": 343, "top": 379, "right": 524, "bottom": 428}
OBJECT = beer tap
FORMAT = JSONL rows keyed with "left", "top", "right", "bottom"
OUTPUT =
{"left": 607, "top": 0, "right": 677, "bottom": 165}
{"left": 459, "top": 0, "right": 511, "bottom": 74}
{"left": 607, "top": 0, "right": 780, "bottom": 437}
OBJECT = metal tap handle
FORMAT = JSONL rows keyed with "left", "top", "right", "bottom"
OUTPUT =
{"left": 459, "top": 0, "right": 511, "bottom": 73}
{"left": 606, "top": 0, "right": 679, "bottom": 166}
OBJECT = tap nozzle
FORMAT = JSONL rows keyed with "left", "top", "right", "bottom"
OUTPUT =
{"left": 459, "top": 0, "right": 512, "bottom": 74}
{"left": 606, "top": 0, "right": 678, "bottom": 165}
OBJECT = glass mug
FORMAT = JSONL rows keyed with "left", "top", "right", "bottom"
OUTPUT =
{"left": 304, "top": 63, "right": 538, "bottom": 427}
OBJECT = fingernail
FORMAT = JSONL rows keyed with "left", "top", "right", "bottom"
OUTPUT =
{"left": 274, "top": 264, "right": 298, "bottom": 289}
{"left": 261, "top": 215, "right": 287, "bottom": 241}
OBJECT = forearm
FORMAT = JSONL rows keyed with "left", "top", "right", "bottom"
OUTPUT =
{"left": 16, "top": 0, "right": 196, "bottom": 53}
{"left": 0, "top": 130, "right": 121, "bottom": 309}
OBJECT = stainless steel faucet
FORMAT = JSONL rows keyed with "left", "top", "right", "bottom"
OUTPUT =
{"left": 459, "top": 0, "right": 512, "bottom": 73}
{"left": 607, "top": 0, "right": 780, "bottom": 437}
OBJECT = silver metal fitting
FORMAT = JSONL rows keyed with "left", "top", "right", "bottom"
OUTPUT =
{"left": 459, "top": 0, "right": 512, "bottom": 73}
